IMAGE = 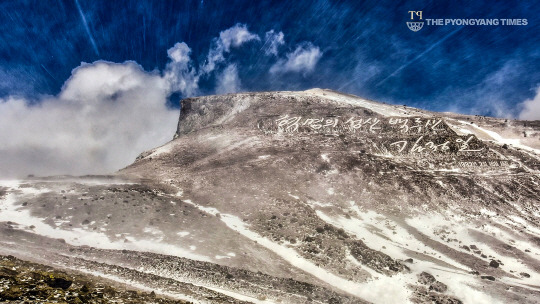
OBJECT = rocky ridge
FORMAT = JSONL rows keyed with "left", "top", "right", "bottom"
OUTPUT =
{"left": 1, "top": 89, "right": 540, "bottom": 303}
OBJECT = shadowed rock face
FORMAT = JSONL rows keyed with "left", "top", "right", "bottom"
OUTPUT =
{"left": 1, "top": 89, "right": 540, "bottom": 303}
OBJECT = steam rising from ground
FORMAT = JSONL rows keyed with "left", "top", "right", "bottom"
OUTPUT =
{"left": 0, "top": 23, "right": 322, "bottom": 178}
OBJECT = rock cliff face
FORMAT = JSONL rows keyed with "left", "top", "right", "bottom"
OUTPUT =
{"left": 1, "top": 89, "right": 540, "bottom": 303}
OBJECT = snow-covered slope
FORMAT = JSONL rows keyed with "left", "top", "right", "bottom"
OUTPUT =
{"left": 1, "top": 89, "right": 540, "bottom": 303}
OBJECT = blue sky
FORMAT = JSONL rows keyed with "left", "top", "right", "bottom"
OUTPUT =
{"left": 0, "top": 0, "right": 539, "bottom": 177}
{"left": 1, "top": 0, "right": 539, "bottom": 116}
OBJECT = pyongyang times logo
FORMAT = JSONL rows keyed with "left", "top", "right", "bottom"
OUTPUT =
{"left": 407, "top": 11, "right": 424, "bottom": 32}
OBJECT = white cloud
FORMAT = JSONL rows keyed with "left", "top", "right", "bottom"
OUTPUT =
{"left": 164, "top": 42, "right": 199, "bottom": 96}
{"left": 202, "top": 43, "right": 226, "bottom": 75}
{"left": 519, "top": 86, "right": 540, "bottom": 120}
{"left": 0, "top": 24, "right": 322, "bottom": 178}
{"left": 263, "top": 30, "right": 285, "bottom": 56}
{"left": 201, "top": 23, "right": 259, "bottom": 74}
{"left": 167, "top": 42, "right": 191, "bottom": 64}
{"left": 216, "top": 64, "right": 241, "bottom": 94}
{"left": 270, "top": 43, "right": 322, "bottom": 74}
{"left": 219, "top": 23, "right": 260, "bottom": 52}
{"left": 0, "top": 61, "right": 178, "bottom": 178}
{"left": 164, "top": 25, "right": 259, "bottom": 94}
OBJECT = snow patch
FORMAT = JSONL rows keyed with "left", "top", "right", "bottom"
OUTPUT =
{"left": 184, "top": 198, "right": 417, "bottom": 303}
{"left": 302, "top": 89, "right": 412, "bottom": 117}
{"left": 321, "top": 154, "right": 330, "bottom": 162}
{"left": 202, "top": 285, "right": 275, "bottom": 304}
{"left": 287, "top": 193, "right": 299, "bottom": 200}
{"left": 407, "top": 212, "right": 540, "bottom": 284}
{"left": 0, "top": 182, "right": 209, "bottom": 262}
{"left": 148, "top": 142, "right": 174, "bottom": 158}
{"left": 458, "top": 120, "right": 540, "bottom": 154}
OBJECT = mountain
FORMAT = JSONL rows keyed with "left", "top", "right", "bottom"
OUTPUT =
{"left": 1, "top": 89, "right": 540, "bottom": 303}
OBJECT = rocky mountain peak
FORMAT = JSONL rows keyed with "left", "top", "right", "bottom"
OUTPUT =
{"left": 2, "top": 89, "right": 540, "bottom": 303}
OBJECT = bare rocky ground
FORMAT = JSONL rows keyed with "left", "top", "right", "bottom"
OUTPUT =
{"left": 1, "top": 89, "right": 540, "bottom": 303}
{"left": 0, "top": 254, "right": 189, "bottom": 303}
